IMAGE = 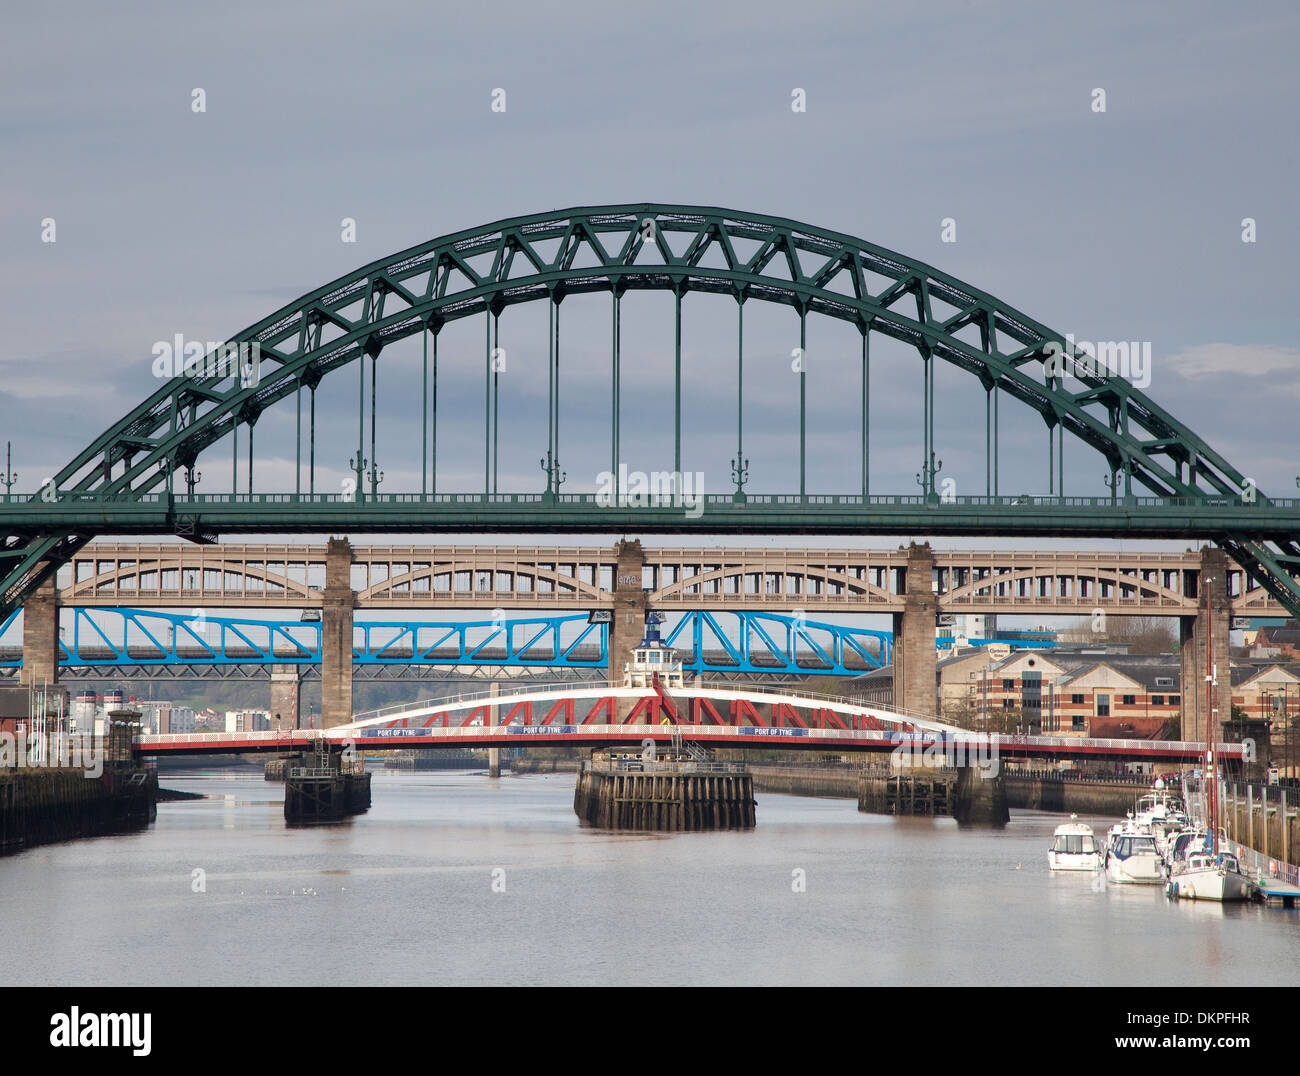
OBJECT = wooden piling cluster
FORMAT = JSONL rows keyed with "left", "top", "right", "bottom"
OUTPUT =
{"left": 858, "top": 770, "right": 956, "bottom": 817}
{"left": 0, "top": 767, "right": 157, "bottom": 855}
{"left": 283, "top": 755, "right": 371, "bottom": 825}
{"left": 858, "top": 766, "right": 1008, "bottom": 825}
{"left": 1223, "top": 781, "right": 1300, "bottom": 869}
{"left": 574, "top": 766, "right": 755, "bottom": 830}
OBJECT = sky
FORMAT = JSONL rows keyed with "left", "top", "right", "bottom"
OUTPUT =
{"left": 2, "top": 0, "right": 1298, "bottom": 557}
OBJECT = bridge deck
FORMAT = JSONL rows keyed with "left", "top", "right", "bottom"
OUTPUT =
{"left": 136, "top": 725, "right": 1246, "bottom": 763}
{"left": 51, "top": 540, "right": 1290, "bottom": 615}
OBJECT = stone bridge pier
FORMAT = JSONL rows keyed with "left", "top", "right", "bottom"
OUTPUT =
{"left": 270, "top": 665, "right": 303, "bottom": 730}
{"left": 608, "top": 539, "right": 647, "bottom": 682}
{"left": 21, "top": 575, "right": 59, "bottom": 689}
{"left": 892, "top": 543, "right": 938, "bottom": 718}
{"left": 1179, "top": 546, "right": 1232, "bottom": 744}
{"left": 321, "top": 537, "right": 356, "bottom": 729}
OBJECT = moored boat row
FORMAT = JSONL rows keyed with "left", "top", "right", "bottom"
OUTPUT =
{"left": 1047, "top": 781, "right": 1257, "bottom": 901}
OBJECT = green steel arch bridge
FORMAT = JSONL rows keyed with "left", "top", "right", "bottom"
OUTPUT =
{"left": 4, "top": 203, "right": 1299, "bottom": 626}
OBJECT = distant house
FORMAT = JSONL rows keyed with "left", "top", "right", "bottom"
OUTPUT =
{"left": 842, "top": 638, "right": 1300, "bottom": 745}
{"left": 846, "top": 645, "right": 1180, "bottom": 737}
{"left": 1046, "top": 661, "right": 1178, "bottom": 739}
{"left": 1254, "top": 627, "right": 1300, "bottom": 659}
{"left": 1231, "top": 663, "right": 1300, "bottom": 722}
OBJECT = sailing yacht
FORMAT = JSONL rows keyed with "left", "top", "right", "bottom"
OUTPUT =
{"left": 1167, "top": 835, "right": 1254, "bottom": 901}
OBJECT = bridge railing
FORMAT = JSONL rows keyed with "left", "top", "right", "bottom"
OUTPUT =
{"left": 136, "top": 730, "right": 315, "bottom": 746}
{"left": 10, "top": 490, "right": 1300, "bottom": 509}
{"left": 1002, "top": 767, "right": 1158, "bottom": 784}
{"left": 582, "top": 758, "right": 747, "bottom": 775}
{"left": 288, "top": 766, "right": 337, "bottom": 779}
{"left": 348, "top": 679, "right": 626, "bottom": 725}
{"left": 346, "top": 680, "right": 964, "bottom": 731}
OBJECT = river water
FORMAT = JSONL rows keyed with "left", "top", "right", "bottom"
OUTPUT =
{"left": 2, "top": 768, "right": 1298, "bottom": 987}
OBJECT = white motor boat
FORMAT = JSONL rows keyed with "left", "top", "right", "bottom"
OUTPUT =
{"left": 1164, "top": 827, "right": 1207, "bottom": 873}
{"left": 1105, "top": 831, "right": 1164, "bottom": 885}
{"left": 1134, "top": 789, "right": 1178, "bottom": 829}
{"left": 1133, "top": 788, "right": 1188, "bottom": 856}
{"left": 1105, "top": 812, "right": 1150, "bottom": 854}
{"left": 1048, "top": 815, "right": 1102, "bottom": 871}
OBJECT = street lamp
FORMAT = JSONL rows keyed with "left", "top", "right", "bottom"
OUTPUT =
{"left": 1, "top": 441, "right": 16, "bottom": 500}
{"left": 730, "top": 454, "right": 750, "bottom": 501}
{"left": 349, "top": 451, "right": 367, "bottom": 500}
{"left": 539, "top": 454, "right": 566, "bottom": 498}
{"left": 1103, "top": 471, "right": 1120, "bottom": 503}
{"left": 915, "top": 453, "right": 942, "bottom": 501}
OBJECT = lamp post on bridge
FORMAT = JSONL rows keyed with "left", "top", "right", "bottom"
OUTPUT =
{"left": 539, "top": 454, "right": 566, "bottom": 501}
{"left": 349, "top": 451, "right": 367, "bottom": 503}
{"left": 915, "top": 453, "right": 942, "bottom": 504}
{"left": 730, "top": 453, "right": 750, "bottom": 503}
{"left": 1103, "top": 470, "right": 1120, "bottom": 504}
{"left": 1, "top": 442, "right": 16, "bottom": 502}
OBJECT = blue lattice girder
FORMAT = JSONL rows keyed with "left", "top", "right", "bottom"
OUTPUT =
{"left": 0, "top": 608, "right": 895, "bottom": 676}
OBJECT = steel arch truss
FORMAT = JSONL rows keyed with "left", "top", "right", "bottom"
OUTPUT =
{"left": 5, "top": 204, "right": 1297, "bottom": 618}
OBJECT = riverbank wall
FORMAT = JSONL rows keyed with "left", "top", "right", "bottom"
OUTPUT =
{"left": 512, "top": 756, "right": 581, "bottom": 774}
{"left": 751, "top": 763, "right": 1146, "bottom": 821}
{"left": 0, "top": 767, "right": 158, "bottom": 854}
{"left": 1002, "top": 772, "right": 1151, "bottom": 816}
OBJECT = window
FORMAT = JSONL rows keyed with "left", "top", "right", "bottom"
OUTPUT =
{"left": 1155, "top": 677, "right": 1173, "bottom": 688}
{"left": 1096, "top": 693, "right": 1110, "bottom": 717}
{"left": 1003, "top": 699, "right": 1014, "bottom": 710}
{"left": 1122, "top": 694, "right": 1136, "bottom": 706}
{"left": 1002, "top": 679, "right": 1015, "bottom": 691}
{"left": 1071, "top": 693, "right": 1084, "bottom": 705}
{"left": 1072, "top": 715, "right": 1086, "bottom": 731}
{"left": 1151, "top": 695, "right": 1165, "bottom": 706}
{"left": 1169, "top": 695, "right": 1180, "bottom": 706}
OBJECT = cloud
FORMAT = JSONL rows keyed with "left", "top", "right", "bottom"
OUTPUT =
{"left": 1163, "top": 343, "right": 1300, "bottom": 380}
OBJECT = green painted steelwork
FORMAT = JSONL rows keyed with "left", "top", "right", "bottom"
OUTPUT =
{"left": 3, "top": 204, "right": 1298, "bottom": 621}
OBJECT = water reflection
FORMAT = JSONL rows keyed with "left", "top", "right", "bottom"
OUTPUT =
{"left": 0, "top": 771, "right": 1295, "bottom": 986}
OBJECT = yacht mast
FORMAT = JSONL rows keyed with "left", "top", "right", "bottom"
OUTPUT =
{"left": 1205, "top": 580, "right": 1217, "bottom": 855}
